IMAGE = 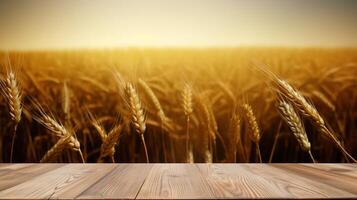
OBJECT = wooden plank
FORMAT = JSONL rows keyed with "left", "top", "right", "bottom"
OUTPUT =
{"left": 198, "top": 164, "right": 356, "bottom": 199}
{"left": 136, "top": 164, "right": 215, "bottom": 199}
{"left": 0, "top": 164, "right": 12, "bottom": 169}
{"left": 264, "top": 164, "right": 356, "bottom": 198}
{"left": 77, "top": 164, "right": 152, "bottom": 199}
{"left": 0, "top": 163, "right": 34, "bottom": 173}
{"left": 0, "top": 164, "right": 63, "bottom": 191}
{"left": 302, "top": 163, "right": 357, "bottom": 178}
{"left": 0, "top": 164, "right": 355, "bottom": 199}
{"left": 273, "top": 164, "right": 357, "bottom": 195}
{"left": 0, "top": 164, "right": 116, "bottom": 199}
{"left": 0, "top": 164, "right": 32, "bottom": 177}
{"left": 197, "top": 164, "right": 289, "bottom": 198}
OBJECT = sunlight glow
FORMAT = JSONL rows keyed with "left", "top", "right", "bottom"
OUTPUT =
{"left": 0, "top": 0, "right": 357, "bottom": 50}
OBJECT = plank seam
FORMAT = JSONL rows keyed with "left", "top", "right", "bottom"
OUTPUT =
{"left": 73, "top": 164, "right": 119, "bottom": 199}
{"left": 134, "top": 164, "right": 153, "bottom": 200}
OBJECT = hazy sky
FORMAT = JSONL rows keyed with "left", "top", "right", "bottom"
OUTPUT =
{"left": 1, "top": 0, "right": 357, "bottom": 50}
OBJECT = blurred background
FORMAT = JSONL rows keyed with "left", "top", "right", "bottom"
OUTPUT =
{"left": 1, "top": 0, "right": 357, "bottom": 50}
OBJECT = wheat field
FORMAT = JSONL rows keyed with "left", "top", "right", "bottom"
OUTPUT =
{"left": 0, "top": 48, "right": 356, "bottom": 163}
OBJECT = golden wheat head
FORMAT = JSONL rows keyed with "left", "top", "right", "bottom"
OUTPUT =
{"left": 242, "top": 103, "right": 261, "bottom": 143}
{"left": 125, "top": 82, "right": 146, "bottom": 135}
{"left": 98, "top": 124, "right": 122, "bottom": 161}
{"left": 1, "top": 70, "right": 22, "bottom": 124}
{"left": 278, "top": 99, "right": 311, "bottom": 152}
{"left": 40, "top": 135, "right": 80, "bottom": 163}
{"left": 138, "top": 78, "right": 167, "bottom": 122}
{"left": 182, "top": 83, "right": 193, "bottom": 117}
{"left": 33, "top": 107, "right": 69, "bottom": 138}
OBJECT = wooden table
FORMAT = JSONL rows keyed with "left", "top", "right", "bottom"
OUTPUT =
{"left": 0, "top": 164, "right": 355, "bottom": 199}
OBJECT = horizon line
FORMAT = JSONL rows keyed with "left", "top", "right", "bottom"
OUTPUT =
{"left": 2, "top": 44, "right": 357, "bottom": 52}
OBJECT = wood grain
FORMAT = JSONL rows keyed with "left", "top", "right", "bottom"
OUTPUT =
{"left": 136, "top": 164, "right": 215, "bottom": 199}
{"left": 197, "top": 164, "right": 356, "bottom": 199}
{"left": 198, "top": 164, "right": 289, "bottom": 198}
{"left": 0, "top": 164, "right": 63, "bottom": 191}
{"left": 0, "top": 164, "right": 355, "bottom": 199}
{"left": 246, "top": 164, "right": 355, "bottom": 198}
{"left": 77, "top": 164, "right": 152, "bottom": 199}
{"left": 273, "top": 164, "right": 357, "bottom": 195}
{"left": 0, "top": 164, "right": 116, "bottom": 199}
{"left": 302, "top": 163, "right": 357, "bottom": 178}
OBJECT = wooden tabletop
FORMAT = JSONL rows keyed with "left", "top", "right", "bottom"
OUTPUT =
{"left": 0, "top": 164, "right": 355, "bottom": 199}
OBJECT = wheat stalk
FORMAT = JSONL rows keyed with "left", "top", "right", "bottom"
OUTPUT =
{"left": 187, "top": 149, "right": 194, "bottom": 163}
{"left": 138, "top": 78, "right": 169, "bottom": 162}
{"left": 242, "top": 103, "right": 262, "bottom": 163}
{"left": 0, "top": 70, "right": 22, "bottom": 163}
{"left": 277, "top": 99, "right": 316, "bottom": 163}
{"left": 182, "top": 83, "right": 194, "bottom": 162}
{"left": 204, "top": 150, "right": 213, "bottom": 163}
{"left": 208, "top": 105, "right": 218, "bottom": 141}
{"left": 125, "top": 82, "right": 149, "bottom": 162}
{"left": 207, "top": 102, "right": 220, "bottom": 161}
{"left": 196, "top": 93, "right": 214, "bottom": 163}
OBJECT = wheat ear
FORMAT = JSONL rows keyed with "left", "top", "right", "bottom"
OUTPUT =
{"left": 0, "top": 70, "right": 22, "bottom": 163}
{"left": 98, "top": 124, "right": 122, "bottom": 162}
{"left": 277, "top": 99, "right": 316, "bottom": 163}
{"left": 125, "top": 83, "right": 146, "bottom": 135}
{"left": 242, "top": 103, "right": 262, "bottom": 163}
{"left": 35, "top": 114, "right": 69, "bottom": 138}
{"left": 229, "top": 111, "right": 246, "bottom": 162}
{"left": 183, "top": 83, "right": 193, "bottom": 117}
{"left": 242, "top": 104, "right": 261, "bottom": 142}
{"left": 182, "top": 83, "right": 193, "bottom": 162}
{"left": 125, "top": 82, "right": 149, "bottom": 162}
{"left": 92, "top": 121, "right": 107, "bottom": 141}
{"left": 40, "top": 135, "right": 80, "bottom": 163}
{"left": 62, "top": 81, "right": 70, "bottom": 122}
{"left": 138, "top": 79, "right": 167, "bottom": 122}
{"left": 276, "top": 79, "right": 356, "bottom": 162}
{"left": 33, "top": 105, "right": 84, "bottom": 163}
